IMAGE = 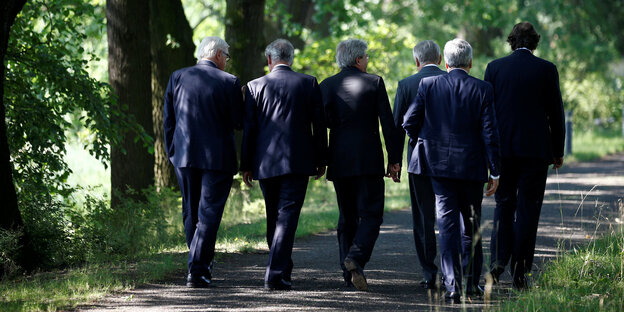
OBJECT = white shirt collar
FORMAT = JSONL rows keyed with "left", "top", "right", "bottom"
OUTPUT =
{"left": 271, "top": 64, "right": 290, "bottom": 72}
{"left": 516, "top": 47, "right": 532, "bottom": 53}
{"left": 449, "top": 68, "right": 469, "bottom": 74}
{"left": 423, "top": 64, "right": 439, "bottom": 68}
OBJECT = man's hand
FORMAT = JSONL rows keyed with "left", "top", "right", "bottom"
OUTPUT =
{"left": 243, "top": 171, "right": 253, "bottom": 187}
{"left": 386, "top": 163, "right": 401, "bottom": 183}
{"left": 315, "top": 166, "right": 326, "bottom": 180}
{"left": 552, "top": 157, "right": 564, "bottom": 170}
{"left": 485, "top": 177, "right": 499, "bottom": 197}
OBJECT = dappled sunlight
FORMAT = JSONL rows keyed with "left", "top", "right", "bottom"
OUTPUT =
{"left": 82, "top": 154, "right": 623, "bottom": 311}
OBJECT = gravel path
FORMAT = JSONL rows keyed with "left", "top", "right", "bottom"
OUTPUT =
{"left": 81, "top": 154, "right": 624, "bottom": 311}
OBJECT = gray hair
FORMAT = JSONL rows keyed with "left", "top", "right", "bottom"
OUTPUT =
{"left": 196, "top": 36, "right": 229, "bottom": 61}
{"left": 335, "top": 39, "right": 367, "bottom": 69}
{"left": 443, "top": 39, "right": 472, "bottom": 68}
{"left": 265, "top": 39, "right": 294, "bottom": 65}
{"left": 412, "top": 40, "right": 441, "bottom": 64}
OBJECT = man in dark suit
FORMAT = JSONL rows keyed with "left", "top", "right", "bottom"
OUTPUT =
{"left": 164, "top": 36, "right": 243, "bottom": 288}
{"left": 403, "top": 39, "right": 500, "bottom": 302}
{"left": 241, "top": 39, "right": 327, "bottom": 290}
{"left": 320, "top": 38, "right": 401, "bottom": 291}
{"left": 484, "top": 22, "right": 565, "bottom": 289}
{"left": 393, "top": 40, "right": 446, "bottom": 289}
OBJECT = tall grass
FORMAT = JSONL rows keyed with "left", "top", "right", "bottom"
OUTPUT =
{"left": 2, "top": 125, "right": 616, "bottom": 311}
{"left": 497, "top": 231, "right": 624, "bottom": 311}
{"left": 0, "top": 252, "right": 185, "bottom": 312}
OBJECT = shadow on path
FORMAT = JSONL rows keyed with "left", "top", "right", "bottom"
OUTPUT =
{"left": 82, "top": 154, "right": 624, "bottom": 311}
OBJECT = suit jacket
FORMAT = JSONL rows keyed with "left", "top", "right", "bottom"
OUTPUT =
{"left": 393, "top": 65, "right": 447, "bottom": 163}
{"left": 163, "top": 60, "right": 243, "bottom": 174}
{"left": 484, "top": 49, "right": 565, "bottom": 163}
{"left": 320, "top": 66, "right": 400, "bottom": 181}
{"left": 241, "top": 65, "right": 327, "bottom": 180}
{"left": 403, "top": 69, "right": 501, "bottom": 182}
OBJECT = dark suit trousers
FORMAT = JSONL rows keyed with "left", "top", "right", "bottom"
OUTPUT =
{"left": 259, "top": 175, "right": 309, "bottom": 285}
{"left": 174, "top": 167, "right": 233, "bottom": 276}
{"left": 430, "top": 177, "right": 483, "bottom": 293}
{"left": 490, "top": 157, "right": 548, "bottom": 278}
{"left": 408, "top": 173, "right": 438, "bottom": 281}
{"left": 333, "top": 176, "right": 385, "bottom": 279}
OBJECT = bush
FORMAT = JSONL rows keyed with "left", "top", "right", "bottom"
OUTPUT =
{"left": 70, "top": 186, "right": 182, "bottom": 262}
{"left": 2, "top": 184, "right": 182, "bottom": 277}
{"left": 0, "top": 229, "right": 22, "bottom": 278}
{"left": 18, "top": 182, "right": 77, "bottom": 268}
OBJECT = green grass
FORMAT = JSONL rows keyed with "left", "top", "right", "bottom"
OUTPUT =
{"left": 568, "top": 127, "right": 624, "bottom": 162}
{"left": 0, "top": 251, "right": 186, "bottom": 311}
{"left": 10, "top": 125, "right": 617, "bottom": 311}
{"left": 497, "top": 231, "right": 624, "bottom": 311}
{"left": 0, "top": 173, "right": 410, "bottom": 311}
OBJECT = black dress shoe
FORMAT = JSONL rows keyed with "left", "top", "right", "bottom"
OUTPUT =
{"left": 186, "top": 273, "right": 212, "bottom": 288}
{"left": 466, "top": 285, "right": 484, "bottom": 297}
{"left": 445, "top": 291, "right": 461, "bottom": 303}
{"left": 264, "top": 279, "right": 292, "bottom": 291}
{"left": 420, "top": 280, "right": 436, "bottom": 289}
{"left": 489, "top": 266, "right": 505, "bottom": 285}
{"left": 344, "top": 258, "right": 368, "bottom": 291}
{"left": 512, "top": 274, "right": 528, "bottom": 290}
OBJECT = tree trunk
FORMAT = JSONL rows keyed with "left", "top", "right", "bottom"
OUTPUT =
{"left": 264, "top": 0, "right": 315, "bottom": 50}
{"left": 225, "top": 0, "right": 266, "bottom": 172}
{"left": 460, "top": 25, "right": 501, "bottom": 58}
{"left": 1, "top": 0, "right": 33, "bottom": 275}
{"left": 224, "top": 0, "right": 266, "bottom": 85}
{"left": 150, "top": 0, "right": 195, "bottom": 191}
{"left": 107, "top": 0, "right": 154, "bottom": 206}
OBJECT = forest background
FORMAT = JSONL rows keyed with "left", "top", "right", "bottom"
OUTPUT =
{"left": 1, "top": 0, "right": 623, "bottom": 309}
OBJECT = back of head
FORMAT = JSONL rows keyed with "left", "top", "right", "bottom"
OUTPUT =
{"left": 335, "top": 39, "right": 368, "bottom": 69}
{"left": 265, "top": 39, "right": 295, "bottom": 65}
{"left": 196, "top": 36, "right": 229, "bottom": 61}
{"left": 444, "top": 39, "right": 472, "bottom": 68}
{"left": 413, "top": 40, "right": 441, "bottom": 64}
{"left": 507, "top": 22, "right": 540, "bottom": 51}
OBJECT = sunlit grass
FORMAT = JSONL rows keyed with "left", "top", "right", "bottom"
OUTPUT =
{"left": 0, "top": 252, "right": 186, "bottom": 312}
{"left": 497, "top": 231, "right": 624, "bottom": 312}
{"left": 568, "top": 127, "right": 624, "bottom": 162}
{"left": 40, "top": 125, "right": 621, "bottom": 311}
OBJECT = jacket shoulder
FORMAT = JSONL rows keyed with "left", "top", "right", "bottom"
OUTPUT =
{"left": 420, "top": 74, "right": 444, "bottom": 86}
{"left": 289, "top": 70, "right": 319, "bottom": 84}
{"left": 398, "top": 73, "right": 420, "bottom": 87}
{"left": 466, "top": 74, "right": 493, "bottom": 90}
{"left": 320, "top": 73, "right": 341, "bottom": 87}
{"left": 363, "top": 72, "right": 383, "bottom": 82}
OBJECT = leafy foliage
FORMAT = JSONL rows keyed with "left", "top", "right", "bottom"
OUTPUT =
{"left": 4, "top": 0, "right": 150, "bottom": 270}
{"left": 278, "top": 0, "right": 624, "bottom": 127}
{"left": 7, "top": 0, "right": 138, "bottom": 194}
{"left": 69, "top": 187, "right": 182, "bottom": 262}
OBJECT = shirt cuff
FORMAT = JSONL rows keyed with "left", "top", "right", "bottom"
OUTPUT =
{"left": 490, "top": 174, "right": 500, "bottom": 180}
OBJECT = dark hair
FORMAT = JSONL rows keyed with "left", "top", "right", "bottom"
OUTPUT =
{"left": 507, "top": 22, "right": 541, "bottom": 51}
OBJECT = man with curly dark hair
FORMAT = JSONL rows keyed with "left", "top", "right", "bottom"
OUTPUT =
{"left": 485, "top": 22, "right": 565, "bottom": 289}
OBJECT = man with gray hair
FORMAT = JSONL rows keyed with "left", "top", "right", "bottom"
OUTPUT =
{"left": 164, "top": 36, "right": 242, "bottom": 288}
{"left": 242, "top": 38, "right": 327, "bottom": 290}
{"left": 320, "top": 38, "right": 401, "bottom": 291}
{"left": 393, "top": 40, "right": 446, "bottom": 290}
{"left": 403, "top": 38, "right": 501, "bottom": 302}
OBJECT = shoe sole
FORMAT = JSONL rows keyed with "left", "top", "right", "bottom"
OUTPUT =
{"left": 186, "top": 282, "right": 210, "bottom": 288}
{"left": 344, "top": 259, "right": 368, "bottom": 291}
